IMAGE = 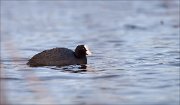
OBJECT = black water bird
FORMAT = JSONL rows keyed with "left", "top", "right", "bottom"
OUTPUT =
{"left": 27, "top": 45, "right": 92, "bottom": 67}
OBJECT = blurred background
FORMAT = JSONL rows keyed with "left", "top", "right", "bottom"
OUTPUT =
{"left": 0, "top": 0, "right": 179, "bottom": 105}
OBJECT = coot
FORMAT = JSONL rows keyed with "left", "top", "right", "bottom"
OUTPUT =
{"left": 27, "top": 45, "right": 92, "bottom": 67}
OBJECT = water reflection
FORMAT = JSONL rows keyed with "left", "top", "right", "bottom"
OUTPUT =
{"left": 52, "top": 65, "right": 88, "bottom": 73}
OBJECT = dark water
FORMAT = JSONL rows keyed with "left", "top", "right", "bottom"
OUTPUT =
{"left": 1, "top": 0, "right": 179, "bottom": 105}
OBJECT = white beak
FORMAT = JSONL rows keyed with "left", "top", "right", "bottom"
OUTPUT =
{"left": 84, "top": 45, "right": 92, "bottom": 55}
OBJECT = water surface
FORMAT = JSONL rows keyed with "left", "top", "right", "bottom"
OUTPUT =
{"left": 1, "top": 0, "right": 179, "bottom": 105}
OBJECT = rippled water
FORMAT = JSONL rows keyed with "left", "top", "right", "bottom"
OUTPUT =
{"left": 1, "top": 0, "right": 179, "bottom": 105}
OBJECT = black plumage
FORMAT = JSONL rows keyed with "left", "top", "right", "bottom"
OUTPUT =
{"left": 27, "top": 45, "right": 91, "bottom": 67}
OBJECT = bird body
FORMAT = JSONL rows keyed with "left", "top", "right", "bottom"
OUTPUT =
{"left": 27, "top": 45, "right": 90, "bottom": 67}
